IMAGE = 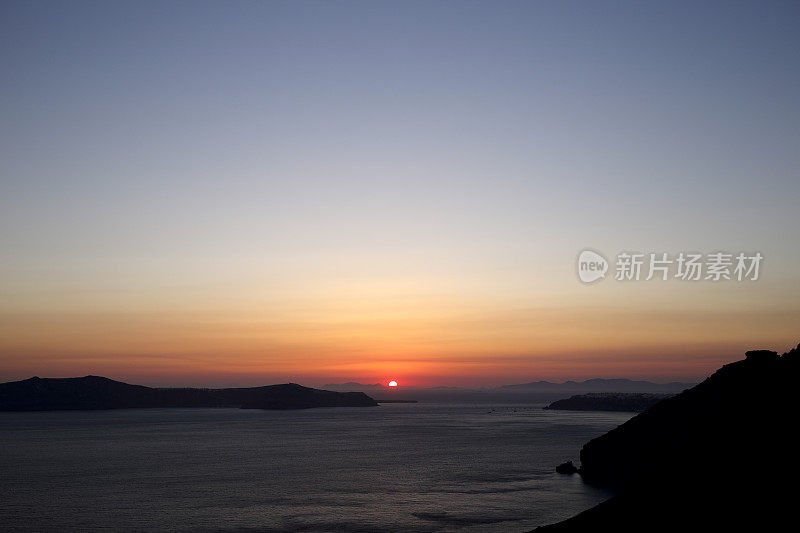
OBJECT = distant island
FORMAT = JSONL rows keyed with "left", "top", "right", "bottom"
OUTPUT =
{"left": 543, "top": 393, "right": 672, "bottom": 412}
{"left": 502, "top": 378, "right": 693, "bottom": 393}
{"left": 536, "top": 346, "right": 800, "bottom": 531}
{"left": 0, "top": 376, "right": 378, "bottom": 411}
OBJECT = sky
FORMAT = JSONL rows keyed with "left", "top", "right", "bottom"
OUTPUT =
{"left": 1, "top": 0, "right": 799, "bottom": 387}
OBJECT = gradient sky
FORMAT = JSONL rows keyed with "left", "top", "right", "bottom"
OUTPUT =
{"left": 1, "top": 1, "right": 799, "bottom": 387}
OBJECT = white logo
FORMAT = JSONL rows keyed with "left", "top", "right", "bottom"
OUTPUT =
{"left": 576, "top": 249, "right": 763, "bottom": 284}
{"left": 577, "top": 249, "right": 608, "bottom": 283}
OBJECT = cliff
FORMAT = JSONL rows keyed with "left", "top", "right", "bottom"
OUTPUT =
{"left": 0, "top": 376, "right": 378, "bottom": 411}
{"left": 536, "top": 345, "right": 800, "bottom": 531}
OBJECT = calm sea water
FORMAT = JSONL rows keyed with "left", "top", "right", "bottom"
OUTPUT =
{"left": 0, "top": 403, "right": 631, "bottom": 532}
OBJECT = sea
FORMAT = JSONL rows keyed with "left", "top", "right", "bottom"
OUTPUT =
{"left": 0, "top": 402, "right": 631, "bottom": 532}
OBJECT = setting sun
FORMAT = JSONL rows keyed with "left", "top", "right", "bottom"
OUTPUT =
{"left": 388, "top": 381, "right": 398, "bottom": 387}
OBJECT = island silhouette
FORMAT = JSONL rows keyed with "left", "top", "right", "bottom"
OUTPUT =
{"left": 0, "top": 376, "right": 378, "bottom": 411}
{"left": 544, "top": 392, "right": 673, "bottom": 412}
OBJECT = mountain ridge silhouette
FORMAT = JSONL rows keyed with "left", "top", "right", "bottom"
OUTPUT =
{"left": 0, "top": 376, "right": 378, "bottom": 411}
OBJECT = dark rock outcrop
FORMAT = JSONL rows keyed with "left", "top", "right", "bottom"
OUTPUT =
{"left": 543, "top": 393, "right": 671, "bottom": 412}
{"left": 0, "top": 376, "right": 378, "bottom": 411}
{"left": 537, "top": 343, "right": 800, "bottom": 531}
{"left": 555, "top": 461, "right": 579, "bottom": 475}
{"left": 745, "top": 349, "right": 779, "bottom": 362}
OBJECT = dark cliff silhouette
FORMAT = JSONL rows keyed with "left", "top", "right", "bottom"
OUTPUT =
{"left": 0, "top": 376, "right": 378, "bottom": 411}
{"left": 536, "top": 345, "right": 800, "bottom": 531}
{"left": 544, "top": 393, "right": 672, "bottom": 412}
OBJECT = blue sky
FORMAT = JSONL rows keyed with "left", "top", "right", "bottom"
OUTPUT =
{"left": 1, "top": 1, "right": 799, "bottom": 385}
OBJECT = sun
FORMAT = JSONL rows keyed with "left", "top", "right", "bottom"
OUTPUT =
{"left": 388, "top": 380, "right": 398, "bottom": 387}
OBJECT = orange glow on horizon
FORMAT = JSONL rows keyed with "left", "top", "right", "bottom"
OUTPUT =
{"left": 1, "top": 277, "right": 798, "bottom": 387}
